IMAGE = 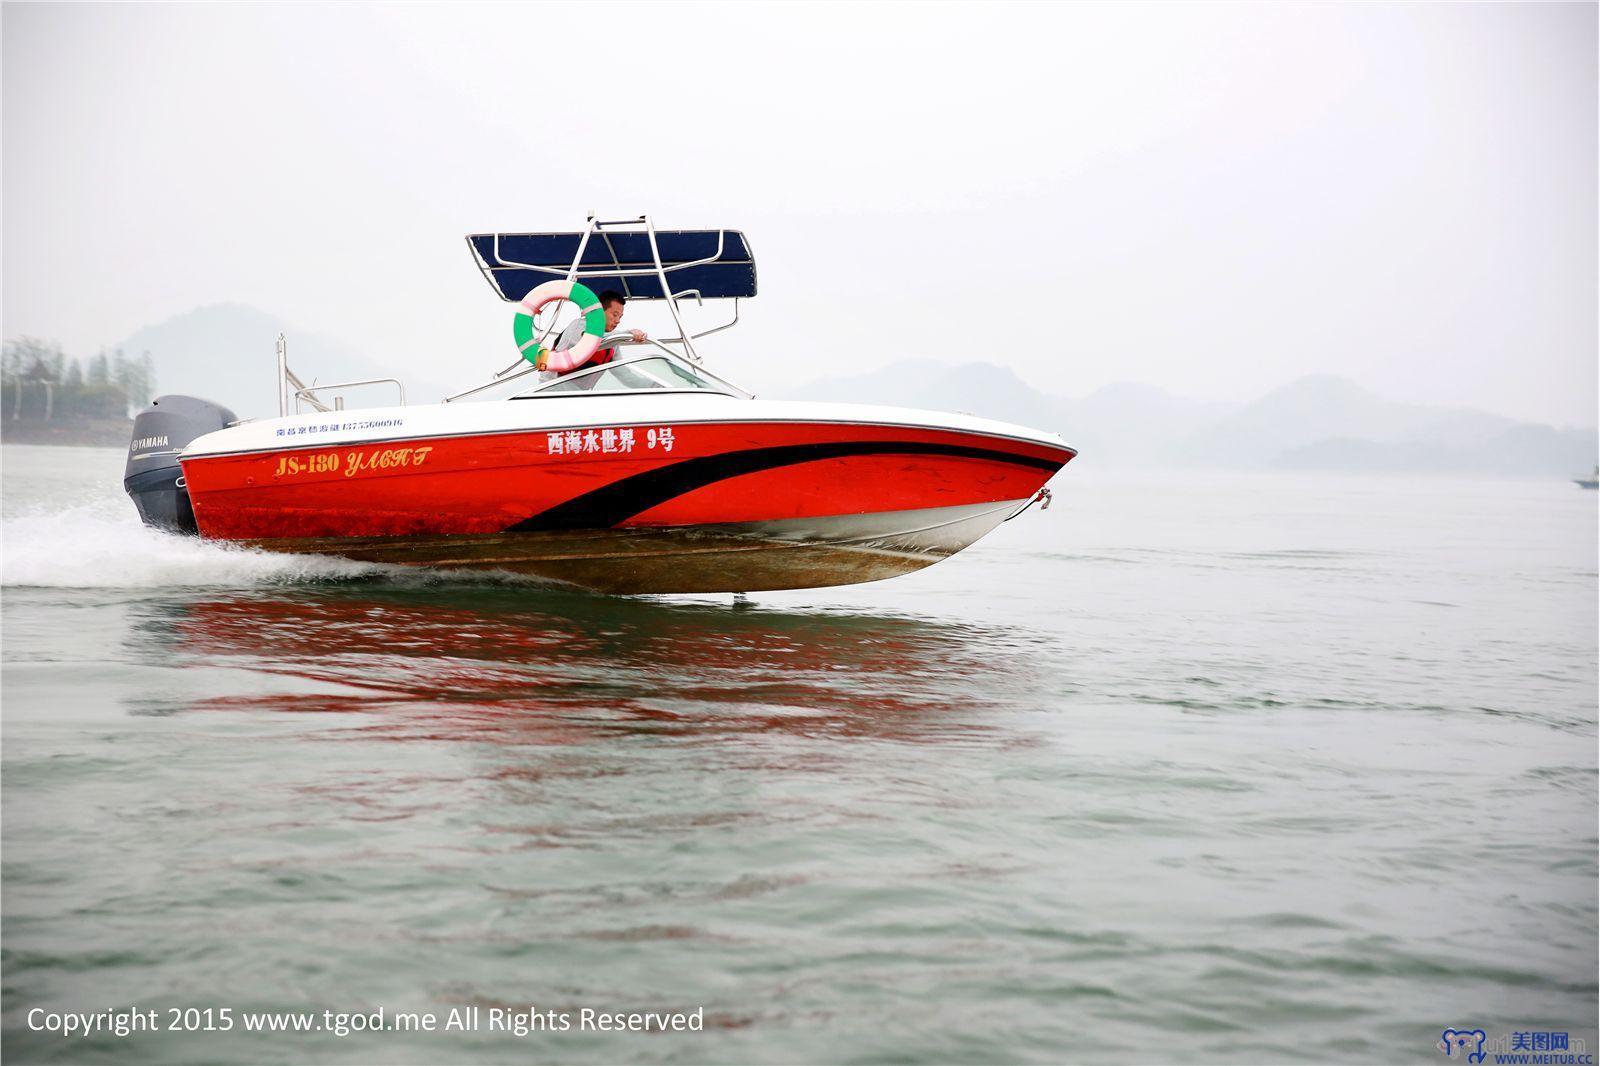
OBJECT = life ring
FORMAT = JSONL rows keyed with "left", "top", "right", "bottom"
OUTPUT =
{"left": 513, "top": 280, "right": 607, "bottom": 372}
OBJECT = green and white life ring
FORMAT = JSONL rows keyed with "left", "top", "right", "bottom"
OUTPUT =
{"left": 513, "top": 280, "right": 606, "bottom": 372}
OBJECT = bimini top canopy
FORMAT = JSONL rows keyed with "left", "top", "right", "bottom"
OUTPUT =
{"left": 468, "top": 228, "right": 757, "bottom": 303}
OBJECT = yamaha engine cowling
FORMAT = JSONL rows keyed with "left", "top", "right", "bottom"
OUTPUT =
{"left": 123, "top": 395, "right": 238, "bottom": 534}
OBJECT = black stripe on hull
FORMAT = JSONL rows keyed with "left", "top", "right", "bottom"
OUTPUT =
{"left": 506, "top": 440, "right": 1068, "bottom": 533}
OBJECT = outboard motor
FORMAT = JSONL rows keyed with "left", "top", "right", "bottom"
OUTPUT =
{"left": 123, "top": 395, "right": 238, "bottom": 534}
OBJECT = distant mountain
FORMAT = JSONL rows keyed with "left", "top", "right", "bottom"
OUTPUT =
{"left": 1178, "top": 374, "right": 1507, "bottom": 465}
{"left": 779, "top": 362, "right": 1597, "bottom": 477}
{"left": 1065, "top": 382, "right": 1236, "bottom": 467}
{"left": 114, "top": 304, "right": 451, "bottom": 419}
{"left": 1181, "top": 375, "right": 1595, "bottom": 476}
{"left": 1279, "top": 424, "right": 1600, "bottom": 477}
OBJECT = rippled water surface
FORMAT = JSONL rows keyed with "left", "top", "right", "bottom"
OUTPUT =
{"left": 2, "top": 443, "right": 1595, "bottom": 1064}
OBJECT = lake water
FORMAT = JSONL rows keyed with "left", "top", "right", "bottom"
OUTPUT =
{"left": 2, "top": 443, "right": 1595, "bottom": 1064}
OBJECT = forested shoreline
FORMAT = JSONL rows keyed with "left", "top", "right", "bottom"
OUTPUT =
{"left": 2, "top": 337, "right": 151, "bottom": 443}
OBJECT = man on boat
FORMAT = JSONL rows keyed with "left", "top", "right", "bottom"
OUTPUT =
{"left": 551, "top": 290, "right": 647, "bottom": 375}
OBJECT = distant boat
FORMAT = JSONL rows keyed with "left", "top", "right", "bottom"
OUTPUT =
{"left": 1577, "top": 466, "right": 1599, "bottom": 490}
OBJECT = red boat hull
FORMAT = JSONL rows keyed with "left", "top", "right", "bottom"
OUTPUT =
{"left": 180, "top": 419, "right": 1073, "bottom": 593}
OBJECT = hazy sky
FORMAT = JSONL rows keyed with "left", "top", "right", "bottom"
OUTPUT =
{"left": 4, "top": 2, "right": 1595, "bottom": 425}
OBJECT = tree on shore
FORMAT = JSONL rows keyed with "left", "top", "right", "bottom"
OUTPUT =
{"left": 111, "top": 348, "right": 156, "bottom": 409}
{"left": 2, "top": 337, "right": 150, "bottom": 420}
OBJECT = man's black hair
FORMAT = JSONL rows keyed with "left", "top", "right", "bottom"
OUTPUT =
{"left": 598, "top": 290, "right": 625, "bottom": 307}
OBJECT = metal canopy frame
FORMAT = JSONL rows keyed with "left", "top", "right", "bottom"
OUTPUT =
{"left": 449, "top": 214, "right": 754, "bottom": 404}
{"left": 275, "top": 334, "right": 406, "bottom": 417}
{"left": 467, "top": 217, "right": 756, "bottom": 302}
{"left": 262, "top": 215, "right": 753, "bottom": 417}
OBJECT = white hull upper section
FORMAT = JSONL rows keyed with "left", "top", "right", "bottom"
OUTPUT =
{"left": 181, "top": 394, "right": 1072, "bottom": 461}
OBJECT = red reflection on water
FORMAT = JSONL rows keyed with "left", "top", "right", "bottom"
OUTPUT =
{"left": 143, "top": 586, "right": 1033, "bottom": 746}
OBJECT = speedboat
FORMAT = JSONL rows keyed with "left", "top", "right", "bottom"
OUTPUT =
{"left": 123, "top": 215, "right": 1076, "bottom": 594}
{"left": 1576, "top": 466, "right": 1598, "bottom": 490}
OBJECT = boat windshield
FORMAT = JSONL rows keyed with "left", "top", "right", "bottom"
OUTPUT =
{"left": 514, "top": 355, "right": 740, "bottom": 399}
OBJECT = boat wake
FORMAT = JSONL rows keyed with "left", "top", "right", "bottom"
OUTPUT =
{"left": 2, "top": 499, "right": 381, "bottom": 589}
